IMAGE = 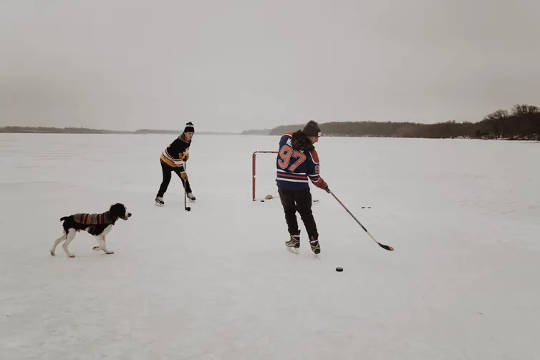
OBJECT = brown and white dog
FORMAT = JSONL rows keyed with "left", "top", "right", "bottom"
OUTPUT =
{"left": 50, "top": 203, "right": 131, "bottom": 257}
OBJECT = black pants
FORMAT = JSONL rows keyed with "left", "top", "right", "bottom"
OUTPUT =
{"left": 278, "top": 187, "right": 318, "bottom": 240}
{"left": 157, "top": 160, "right": 192, "bottom": 197}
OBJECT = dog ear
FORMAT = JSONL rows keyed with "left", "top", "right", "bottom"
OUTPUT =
{"left": 109, "top": 203, "right": 123, "bottom": 217}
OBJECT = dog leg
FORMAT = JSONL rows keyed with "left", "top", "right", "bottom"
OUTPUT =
{"left": 50, "top": 233, "right": 66, "bottom": 256}
{"left": 62, "top": 229, "right": 77, "bottom": 258}
{"left": 98, "top": 235, "right": 114, "bottom": 254}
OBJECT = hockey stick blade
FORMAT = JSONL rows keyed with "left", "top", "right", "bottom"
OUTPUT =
{"left": 378, "top": 243, "right": 394, "bottom": 251}
{"left": 330, "top": 192, "right": 394, "bottom": 252}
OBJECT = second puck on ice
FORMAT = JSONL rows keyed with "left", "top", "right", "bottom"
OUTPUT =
{"left": 336, "top": 267, "right": 343, "bottom": 272}
{"left": 186, "top": 207, "right": 191, "bottom": 211}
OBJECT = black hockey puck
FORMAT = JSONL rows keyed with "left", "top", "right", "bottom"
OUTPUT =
{"left": 186, "top": 207, "right": 191, "bottom": 211}
{"left": 260, "top": 199, "right": 264, "bottom": 202}
{"left": 335, "top": 267, "right": 343, "bottom": 272}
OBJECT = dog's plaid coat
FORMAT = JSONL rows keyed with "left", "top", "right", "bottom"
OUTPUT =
{"left": 73, "top": 212, "right": 114, "bottom": 225}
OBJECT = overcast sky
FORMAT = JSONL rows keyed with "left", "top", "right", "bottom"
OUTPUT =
{"left": 1, "top": 0, "right": 539, "bottom": 132}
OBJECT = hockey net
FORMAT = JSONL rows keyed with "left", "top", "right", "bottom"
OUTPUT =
{"left": 251, "top": 150, "right": 278, "bottom": 201}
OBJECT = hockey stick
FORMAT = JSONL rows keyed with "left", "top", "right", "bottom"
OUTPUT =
{"left": 182, "top": 180, "right": 191, "bottom": 212}
{"left": 330, "top": 191, "right": 393, "bottom": 251}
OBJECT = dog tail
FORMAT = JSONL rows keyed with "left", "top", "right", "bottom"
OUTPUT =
{"left": 60, "top": 216, "right": 68, "bottom": 221}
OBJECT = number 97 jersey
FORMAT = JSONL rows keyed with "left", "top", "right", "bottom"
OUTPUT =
{"left": 276, "top": 132, "right": 327, "bottom": 191}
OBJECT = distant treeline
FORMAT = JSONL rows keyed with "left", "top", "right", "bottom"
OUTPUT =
{"left": 0, "top": 126, "right": 132, "bottom": 134}
{"left": 134, "top": 129, "right": 183, "bottom": 134}
{"left": 263, "top": 104, "right": 540, "bottom": 140}
{"left": 4, "top": 104, "right": 539, "bottom": 139}
{"left": 242, "top": 128, "right": 274, "bottom": 135}
{"left": 0, "top": 127, "right": 235, "bottom": 135}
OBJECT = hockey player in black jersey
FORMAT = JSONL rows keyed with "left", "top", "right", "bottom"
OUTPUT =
{"left": 155, "top": 122, "right": 196, "bottom": 206}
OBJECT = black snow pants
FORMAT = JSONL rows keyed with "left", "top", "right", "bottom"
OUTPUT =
{"left": 278, "top": 187, "right": 318, "bottom": 240}
{"left": 157, "top": 160, "right": 192, "bottom": 197}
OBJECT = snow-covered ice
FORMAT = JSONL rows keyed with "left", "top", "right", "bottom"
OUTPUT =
{"left": 1, "top": 133, "right": 539, "bottom": 359}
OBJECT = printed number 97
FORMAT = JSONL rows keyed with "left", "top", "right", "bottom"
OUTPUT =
{"left": 278, "top": 145, "right": 306, "bottom": 172}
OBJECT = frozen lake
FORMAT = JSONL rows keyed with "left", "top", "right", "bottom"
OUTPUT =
{"left": 1, "top": 133, "right": 539, "bottom": 359}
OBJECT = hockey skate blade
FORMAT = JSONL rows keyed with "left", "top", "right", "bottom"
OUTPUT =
{"left": 286, "top": 246, "right": 300, "bottom": 254}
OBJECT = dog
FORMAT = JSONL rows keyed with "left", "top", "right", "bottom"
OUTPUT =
{"left": 50, "top": 203, "right": 131, "bottom": 258}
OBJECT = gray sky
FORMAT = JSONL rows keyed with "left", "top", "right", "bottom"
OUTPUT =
{"left": 1, "top": 0, "right": 539, "bottom": 132}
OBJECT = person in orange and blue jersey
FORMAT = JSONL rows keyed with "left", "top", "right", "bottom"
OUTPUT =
{"left": 276, "top": 120, "right": 330, "bottom": 254}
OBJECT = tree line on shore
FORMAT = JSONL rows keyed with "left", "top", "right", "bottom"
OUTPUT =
{"left": 0, "top": 126, "right": 132, "bottom": 134}
{"left": 0, "top": 127, "right": 232, "bottom": 135}
{"left": 266, "top": 104, "right": 540, "bottom": 140}
{"left": 2, "top": 104, "right": 539, "bottom": 140}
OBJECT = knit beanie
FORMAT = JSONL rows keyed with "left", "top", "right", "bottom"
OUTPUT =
{"left": 184, "top": 122, "right": 195, "bottom": 133}
{"left": 303, "top": 120, "right": 321, "bottom": 137}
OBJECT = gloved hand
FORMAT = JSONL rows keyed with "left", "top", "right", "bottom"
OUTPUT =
{"left": 324, "top": 186, "right": 331, "bottom": 193}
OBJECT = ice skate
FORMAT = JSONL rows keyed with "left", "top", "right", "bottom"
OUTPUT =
{"left": 155, "top": 196, "right": 164, "bottom": 206}
{"left": 285, "top": 233, "right": 300, "bottom": 249}
{"left": 309, "top": 236, "right": 320, "bottom": 255}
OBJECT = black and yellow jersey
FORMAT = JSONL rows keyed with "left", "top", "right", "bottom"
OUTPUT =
{"left": 160, "top": 136, "right": 190, "bottom": 168}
